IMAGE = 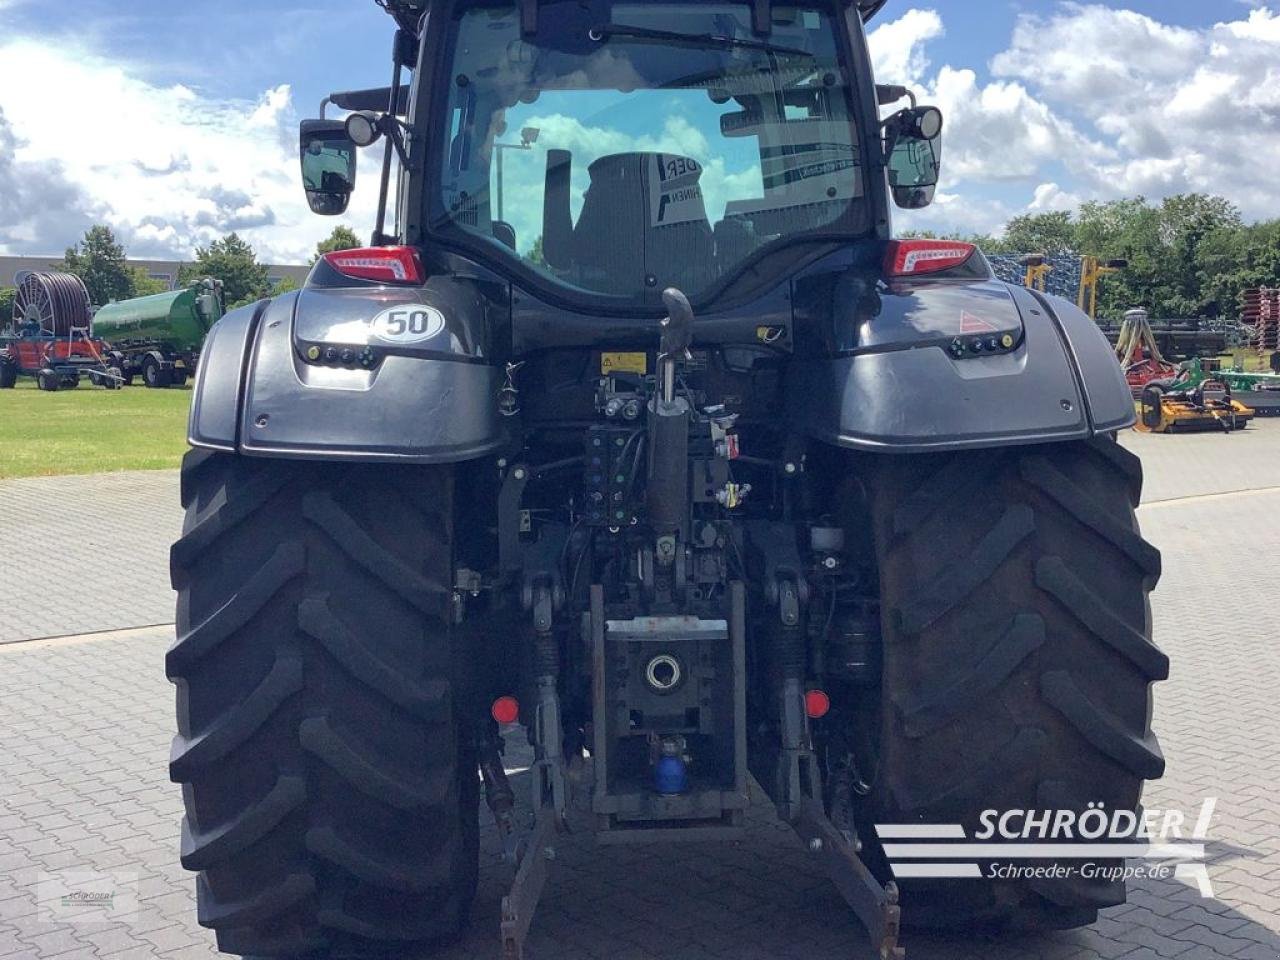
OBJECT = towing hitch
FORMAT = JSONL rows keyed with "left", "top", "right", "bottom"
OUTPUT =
{"left": 795, "top": 801, "right": 905, "bottom": 960}
{"left": 500, "top": 808, "right": 558, "bottom": 960}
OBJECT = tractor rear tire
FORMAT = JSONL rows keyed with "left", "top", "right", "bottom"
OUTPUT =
{"left": 853, "top": 436, "right": 1165, "bottom": 931}
{"left": 167, "top": 450, "right": 478, "bottom": 958}
{"left": 0, "top": 358, "right": 16, "bottom": 389}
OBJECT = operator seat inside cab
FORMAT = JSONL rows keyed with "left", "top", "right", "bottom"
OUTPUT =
{"left": 542, "top": 150, "right": 715, "bottom": 296}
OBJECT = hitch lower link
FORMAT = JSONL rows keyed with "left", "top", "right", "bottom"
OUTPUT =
{"left": 496, "top": 581, "right": 567, "bottom": 960}
{"left": 765, "top": 563, "right": 906, "bottom": 960}
{"left": 796, "top": 805, "right": 905, "bottom": 960}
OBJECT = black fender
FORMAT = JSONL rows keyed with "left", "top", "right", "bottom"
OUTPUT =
{"left": 788, "top": 277, "right": 1133, "bottom": 452}
{"left": 188, "top": 285, "right": 505, "bottom": 463}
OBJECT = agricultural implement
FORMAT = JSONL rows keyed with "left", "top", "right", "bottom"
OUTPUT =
{"left": 1137, "top": 355, "right": 1280, "bottom": 431}
{"left": 167, "top": 2, "right": 1166, "bottom": 959}
{"left": 1136, "top": 358, "right": 1255, "bottom": 434}
{"left": 0, "top": 272, "right": 121, "bottom": 391}
{"left": 1188, "top": 358, "right": 1280, "bottom": 416}
{"left": 1115, "top": 307, "right": 1178, "bottom": 397}
{"left": 93, "top": 279, "right": 224, "bottom": 387}
{"left": 1137, "top": 382, "right": 1253, "bottom": 433}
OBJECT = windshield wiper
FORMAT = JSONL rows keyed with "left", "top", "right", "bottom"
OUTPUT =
{"left": 589, "top": 23, "right": 814, "bottom": 59}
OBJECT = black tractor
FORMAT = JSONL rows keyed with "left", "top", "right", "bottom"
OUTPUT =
{"left": 168, "top": 2, "right": 1165, "bottom": 958}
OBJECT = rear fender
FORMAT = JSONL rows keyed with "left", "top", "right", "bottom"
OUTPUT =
{"left": 188, "top": 284, "right": 505, "bottom": 463}
{"left": 788, "top": 276, "right": 1133, "bottom": 452}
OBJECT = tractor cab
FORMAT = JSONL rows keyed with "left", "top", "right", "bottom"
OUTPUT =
{"left": 300, "top": 0, "right": 944, "bottom": 311}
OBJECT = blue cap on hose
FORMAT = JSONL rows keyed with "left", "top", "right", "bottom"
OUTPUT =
{"left": 654, "top": 753, "right": 689, "bottom": 795}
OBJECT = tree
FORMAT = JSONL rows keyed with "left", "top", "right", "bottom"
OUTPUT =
{"left": 312, "top": 226, "right": 362, "bottom": 264}
{"left": 0, "top": 286, "right": 15, "bottom": 323}
{"left": 59, "top": 225, "right": 135, "bottom": 306}
{"left": 1074, "top": 197, "right": 1164, "bottom": 319}
{"left": 527, "top": 234, "right": 546, "bottom": 266}
{"left": 274, "top": 274, "right": 301, "bottom": 294}
{"left": 128, "top": 267, "right": 168, "bottom": 298}
{"left": 1195, "top": 219, "right": 1280, "bottom": 322}
{"left": 180, "top": 233, "right": 271, "bottom": 308}
{"left": 1159, "top": 195, "right": 1241, "bottom": 317}
{"left": 1001, "top": 211, "right": 1078, "bottom": 257}
{"left": 1071, "top": 195, "right": 1245, "bottom": 320}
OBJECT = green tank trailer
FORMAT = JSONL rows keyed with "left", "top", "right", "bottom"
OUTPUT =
{"left": 92, "top": 279, "right": 224, "bottom": 387}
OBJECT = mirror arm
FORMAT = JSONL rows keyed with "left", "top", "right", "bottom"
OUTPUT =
{"left": 879, "top": 107, "right": 910, "bottom": 132}
{"left": 374, "top": 31, "right": 407, "bottom": 244}
{"left": 374, "top": 136, "right": 394, "bottom": 243}
{"left": 385, "top": 118, "right": 411, "bottom": 168}
{"left": 875, "top": 84, "right": 916, "bottom": 110}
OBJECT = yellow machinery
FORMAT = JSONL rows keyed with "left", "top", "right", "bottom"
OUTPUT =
{"left": 1019, "top": 254, "right": 1053, "bottom": 292}
{"left": 1013, "top": 255, "right": 1127, "bottom": 320}
{"left": 1136, "top": 373, "right": 1254, "bottom": 434}
{"left": 1078, "top": 256, "right": 1127, "bottom": 319}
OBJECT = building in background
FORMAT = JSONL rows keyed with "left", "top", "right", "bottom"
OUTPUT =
{"left": 0, "top": 255, "right": 310, "bottom": 296}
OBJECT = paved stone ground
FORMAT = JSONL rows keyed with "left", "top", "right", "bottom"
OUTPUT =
{"left": 1, "top": 429, "right": 1279, "bottom": 960}
{"left": 0, "top": 472, "right": 182, "bottom": 644}
{"left": 1123, "top": 423, "right": 1280, "bottom": 505}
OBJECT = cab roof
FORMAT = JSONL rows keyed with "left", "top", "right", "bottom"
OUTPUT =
{"left": 378, "top": 0, "right": 890, "bottom": 38}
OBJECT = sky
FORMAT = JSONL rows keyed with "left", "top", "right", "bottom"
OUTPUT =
{"left": 1, "top": 1, "right": 1278, "bottom": 264}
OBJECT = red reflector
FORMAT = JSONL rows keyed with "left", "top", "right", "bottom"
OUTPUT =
{"left": 322, "top": 245, "right": 425, "bottom": 285}
{"left": 885, "top": 239, "right": 976, "bottom": 278}
{"left": 805, "top": 689, "right": 831, "bottom": 719}
{"left": 491, "top": 696, "right": 520, "bottom": 725}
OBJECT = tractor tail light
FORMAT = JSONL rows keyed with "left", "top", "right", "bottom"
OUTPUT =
{"left": 885, "top": 240, "right": 976, "bottom": 278}
{"left": 322, "top": 246, "right": 425, "bottom": 285}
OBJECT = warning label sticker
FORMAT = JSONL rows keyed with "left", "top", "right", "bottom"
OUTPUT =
{"left": 601, "top": 352, "right": 648, "bottom": 375}
{"left": 960, "top": 312, "right": 999, "bottom": 333}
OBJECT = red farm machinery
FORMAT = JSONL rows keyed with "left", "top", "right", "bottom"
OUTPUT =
{"left": 0, "top": 272, "right": 122, "bottom": 391}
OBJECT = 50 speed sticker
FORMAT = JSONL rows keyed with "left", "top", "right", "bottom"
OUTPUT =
{"left": 369, "top": 304, "right": 446, "bottom": 344}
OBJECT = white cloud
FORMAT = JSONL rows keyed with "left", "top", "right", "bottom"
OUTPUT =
{"left": 1028, "top": 182, "right": 1085, "bottom": 213}
{"left": 0, "top": 37, "right": 374, "bottom": 263}
{"left": 871, "top": 4, "right": 1280, "bottom": 235}
{"left": 989, "top": 4, "right": 1280, "bottom": 217}
{"left": 0, "top": 105, "right": 101, "bottom": 251}
{"left": 867, "top": 9, "right": 944, "bottom": 88}
{"left": 927, "top": 66, "right": 1111, "bottom": 183}
{"left": 990, "top": 5, "right": 1200, "bottom": 105}
{"left": 867, "top": 7, "right": 1103, "bottom": 235}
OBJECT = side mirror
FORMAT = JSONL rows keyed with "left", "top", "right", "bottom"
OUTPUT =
{"left": 884, "top": 106, "right": 943, "bottom": 210}
{"left": 299, "top": 119, "right": 357, "bottom": 216}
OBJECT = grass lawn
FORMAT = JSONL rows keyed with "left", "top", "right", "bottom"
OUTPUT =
{"left": 1224, "top": 351, "right": 1279, "bottom": 373}
{"left": 0, "top": 378, "right": 192, "bottom": 479}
